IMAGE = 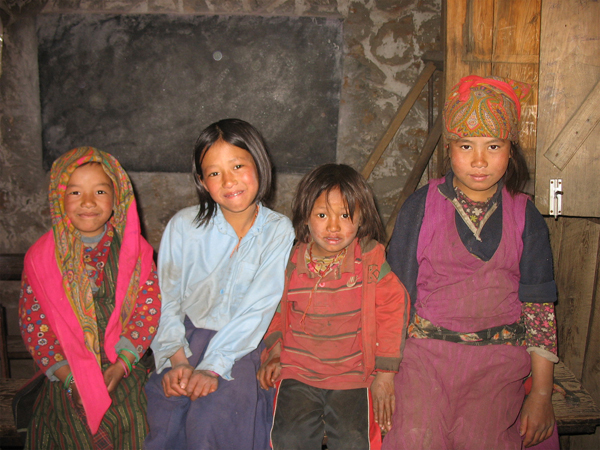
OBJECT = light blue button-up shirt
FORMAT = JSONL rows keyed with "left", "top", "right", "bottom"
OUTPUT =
{"left": 151, "top": 203, "right": 294, "bottom": 380}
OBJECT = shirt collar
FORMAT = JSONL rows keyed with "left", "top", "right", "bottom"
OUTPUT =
{"left": 213, "top": 203, "right": 266, "bottom": 237}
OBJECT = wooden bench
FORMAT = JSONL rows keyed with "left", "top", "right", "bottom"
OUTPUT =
{"left": 0, "top": 362, "right": 598, "bottom": 448}
{"left": 1, "top": 254, "right": 30, "bottom": 379}
{"left": 552, "top": 361, "right": 600, "bottom": 434}
{"left": 0, "top": 377, "right": 27, "bottom": 448}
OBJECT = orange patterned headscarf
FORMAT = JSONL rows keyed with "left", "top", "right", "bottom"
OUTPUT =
{"left": 49, "top": 147, "right": 141, "bottom": 365}
{"left": 443, "top": 75, "right": 531, "bottom": 141}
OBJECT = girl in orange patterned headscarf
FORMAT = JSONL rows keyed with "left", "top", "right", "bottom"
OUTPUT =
{"left": 384, "top": 76, "right": 559, "bottom": 450}
{"left": 19, "top": 147, "right": 161, "bottom": 449}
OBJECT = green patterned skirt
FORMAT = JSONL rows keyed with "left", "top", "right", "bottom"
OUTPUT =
{"left": 25, "top": 360, "right": 150, "bottom": 450}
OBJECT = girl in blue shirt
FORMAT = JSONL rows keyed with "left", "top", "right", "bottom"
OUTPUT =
{"left": 145, "top": 119, "right": 294, "bottom": 450}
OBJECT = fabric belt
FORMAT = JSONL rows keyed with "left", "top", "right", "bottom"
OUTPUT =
{"left": 408, "top": 313, "right": 525, "bottom": 346}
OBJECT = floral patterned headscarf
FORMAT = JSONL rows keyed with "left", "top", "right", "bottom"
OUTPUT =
{"left": 443, "top": 75, "right": 531, "bottom": 141}
{"left": 49, "top": 147, "right": 141, "bottom": 365}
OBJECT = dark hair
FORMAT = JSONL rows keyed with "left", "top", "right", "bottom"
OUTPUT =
{"left": 504, "top": 141, "right": 530, "bottom": 195}
{"left": 192, "top": 118, "right": 273, "bottom": 225}
{"left": 292, "top": 164, "right": 385, "bottom": 244}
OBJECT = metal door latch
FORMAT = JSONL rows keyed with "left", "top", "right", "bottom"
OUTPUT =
{"left": 549, "top": 179, "right": 563, "bottom": 219}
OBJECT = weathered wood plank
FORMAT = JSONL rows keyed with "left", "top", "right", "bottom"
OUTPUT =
{"left": 554, "top": 361, "right": 600, "bottom": 435}
{"left": 543, "top": 78, "right": 600, "bottom": 170}
{"left": 491, "top": 0, "right": 541, "bottom": 189}
{"left": 535, "top": 0, "right": 600, "bottom": 217}
{"left": 0, "top": 378, "right": 27, "bottom": 448}
{"left": 445, "top": 0, "right": 493, "bottom": 91}
{"left": 572, "top": 258, "right": 600, "bottom": 448}
{"left": 463, "top": 54, "right": 539, "bottom": 64}
{"left": 553, "top": 218, "right": 600, "bottom": 379}
{"left": 360, "top": 62, "right": 436, "bottom": 180}
{"left": 544, "top": 217, "right": 564, "bottom": 271}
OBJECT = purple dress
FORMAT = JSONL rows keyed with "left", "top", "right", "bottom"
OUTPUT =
{"left": 383, "top": 179, "right": 543, "bottom": 450}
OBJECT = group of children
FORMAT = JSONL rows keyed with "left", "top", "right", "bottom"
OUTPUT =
{"left": 18, "top": 76, "right": 559, "bottom": 449}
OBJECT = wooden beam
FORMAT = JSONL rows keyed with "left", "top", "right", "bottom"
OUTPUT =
{"left": 543, "top": 77, "right": 600, "bottom": 170}
{"left": 384, "top": 115, "right": 442, "bottom": 242}
{"left": 462, "top": 54, "right": 540, "bottom": 64}
{"left": 0, "top": 254, "right": 24, "bottom": 281}
{"left": 361, "top": 62, "right": 436, "bottom": 180}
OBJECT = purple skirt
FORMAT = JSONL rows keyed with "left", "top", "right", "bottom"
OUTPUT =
{"left": 144, "top": 318, "right": 274, "bottom": 450}
{"left": 383, "top": 338, "right": 532, "bottom": 450}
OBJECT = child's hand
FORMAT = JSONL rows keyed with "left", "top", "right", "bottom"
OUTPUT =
{"left": 371, "top": 372, "right": 396, "bottom": 433}
{"left": 519, "top": 391, "right": 555, "bottom": 447}
{"left": 257, "top": 343, "right": 282, "bottom": 390}
{"left": 162, "top": 363, "right": 195, "bottom": 397}
{"left": 103, "top": 362, "right": 126, "bottom": 393}
{"left": 185, "top": 370, "right": 219, "bottom": 401}
{"left": 257, "top": 357, "right": 281, "bottom": 390}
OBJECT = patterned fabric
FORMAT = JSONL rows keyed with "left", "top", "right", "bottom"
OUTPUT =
{"left": 82, "top": 231, "right": 109, "bottom": 291}
{"left": 408, "top": 313, "right": 525, "bottom": 346}
{"left": 25, "top": 230, "right": 151, "bottom": 449}
{"left": 19, "top": 224, "right": 160, "bottom": 373}
{"left": 522, "top": 302, "right": 558, "bottom": 355}
{"left": 49, "top": 147, "right": 142, "bottom": 365}
{"left": 454, "top": 186, "right": 493, "bottom": 227}
{"left": 443, "top": 75, "right": 531, "bottom": 141}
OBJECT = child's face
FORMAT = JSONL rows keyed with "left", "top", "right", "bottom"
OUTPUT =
{"left": 449, "top": 137, "right": 511, "bottom": 202}
{"left": 64, "top": 163, "right": 114, "bottom": 237}
{"left": 200, "top": 139, "right": 259, "bottom": 221}
{"left": 307, "top": 188, "right": 360, "bottom": 257}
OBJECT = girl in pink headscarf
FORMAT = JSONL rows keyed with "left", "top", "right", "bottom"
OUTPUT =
{"left": 384, "top": 76, "right": 558, "bottom": 449}
{"left": 19, "top": 147, "right": 161, "bottom": 449}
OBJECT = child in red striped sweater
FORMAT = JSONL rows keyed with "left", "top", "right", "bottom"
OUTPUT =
{"left": 258, "top": 163, "right": 408, "bottom": 450}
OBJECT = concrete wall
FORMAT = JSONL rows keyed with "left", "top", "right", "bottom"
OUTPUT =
{"left": 0, "top": 0, "right": 441, "bottom": 252}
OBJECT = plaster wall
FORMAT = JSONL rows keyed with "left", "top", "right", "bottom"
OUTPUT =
{"left": 0, "top": 0, "right": 441, "bottom": 252}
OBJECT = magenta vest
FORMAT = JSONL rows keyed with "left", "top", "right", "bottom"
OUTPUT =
{"left": 415, "top": 178, "right": 528, "bottom": 332}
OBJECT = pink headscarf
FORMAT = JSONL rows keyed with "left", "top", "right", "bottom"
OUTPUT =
{"left": 24, "top": 147, "right": 154, "bottom": 433}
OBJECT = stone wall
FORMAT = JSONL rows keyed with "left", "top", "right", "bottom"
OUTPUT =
{"left": 0, "top": 0, "right": 441, "bottom": 252}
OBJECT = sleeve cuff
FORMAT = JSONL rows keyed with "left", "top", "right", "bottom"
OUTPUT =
{"left": 264, "top": 332, "right": 283, "bottom": 352}
{"left": 152, "top": 341, "right": 191, "bottom": 374}
{"left": 196, "top": 360, "right": 232, "bottom": 381}
{"left": 527, "top": 347, "right": 559, "bottom": 363}
{"left": 115, "top": 337, "right": 140, "bottom": 362}
{"left": 375, "top": 356, "right": 400, "bottom": 372}
{"left": 46, "top": 360, "right": 69, "bottom": 382}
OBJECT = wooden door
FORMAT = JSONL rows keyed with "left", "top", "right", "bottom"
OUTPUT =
{"left": 535, "top": 0, "right": 600, "bottom": 217}
{"left": 444, "top": 0, "right": 541, "bottom": 189}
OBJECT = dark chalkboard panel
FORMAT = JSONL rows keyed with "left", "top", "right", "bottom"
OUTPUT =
{"left": 37, "top": 14, "right": 342, "bottom": 173}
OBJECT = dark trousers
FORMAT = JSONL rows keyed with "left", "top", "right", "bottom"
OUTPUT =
{"left": 271, "top": 379, "right": 371, "bottom": 450}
